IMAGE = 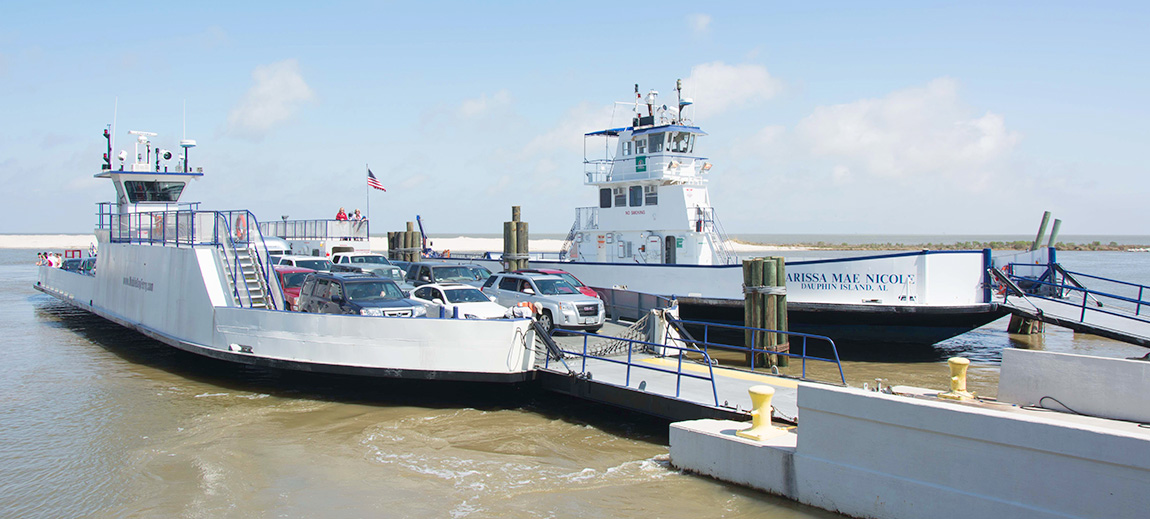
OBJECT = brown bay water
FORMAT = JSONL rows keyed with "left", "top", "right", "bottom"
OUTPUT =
{"left": 3, "top": 248, "right": 1147, "bottom": 517}
{"left": 1, "top": 250, "right": 835, "bottom": 518}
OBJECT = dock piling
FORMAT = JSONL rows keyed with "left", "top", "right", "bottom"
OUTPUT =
{"left": 1031, "top": 211, "right": 1052, "bottom": 251}
{"left": 502, "top": 206, "right": 529, "bottom": 271}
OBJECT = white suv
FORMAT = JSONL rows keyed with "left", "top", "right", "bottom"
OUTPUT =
{"left": 481, "top": 273, "right": 604, "bottom": 333}
{"left": 276, "top": 255, "right": 334, "bottom": 271}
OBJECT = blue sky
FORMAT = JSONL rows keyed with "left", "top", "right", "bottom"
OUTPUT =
{"left": 2, "top": 1, "right": 1147, "bottom": 235}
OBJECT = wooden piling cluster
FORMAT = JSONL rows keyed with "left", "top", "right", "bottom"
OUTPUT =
{"left": 743, "top": 257, "right": 789, "bottom": 368}
{"left": 502, "top": 206, "right": 529, "bottom": 271}
{"left": 386, "top": 222, "right": 422, "bottom": 262}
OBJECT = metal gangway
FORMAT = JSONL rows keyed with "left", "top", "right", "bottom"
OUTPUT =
{"left": 535, "top": 309, "right": 847, "bottom": 423}
{"left": 991, "top": 262, "right": 1150, "bottom": 348}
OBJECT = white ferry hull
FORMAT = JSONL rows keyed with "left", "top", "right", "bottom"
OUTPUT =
{"left": 465, "top": 249, "right": 1005, "bottom": 345}
{"left": 37, "top": 242, "right": 537, "bottom": 382}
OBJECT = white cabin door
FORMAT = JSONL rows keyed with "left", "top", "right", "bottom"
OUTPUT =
{"left": 646, "top": 235, "right": 661, "bottom": 264}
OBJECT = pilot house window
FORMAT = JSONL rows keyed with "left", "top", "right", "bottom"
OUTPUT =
{"left": 635, "top": 136, "right": 647, "bottom": 155}
{"left": 649, "top": 132, "right": 665, "bottom": 153}
{"left": 123, "top": 181, "right": 186, "bottom": 203}
{"left": 670, "top": 132, "right": 693, "bottom": 153}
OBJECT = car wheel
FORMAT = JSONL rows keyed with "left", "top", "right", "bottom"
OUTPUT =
{"left": 538, "top": 310, "right": 554, "bottom": 335}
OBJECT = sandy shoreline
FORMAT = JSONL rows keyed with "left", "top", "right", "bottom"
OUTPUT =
{"left": 1, "top": 234, "right": 800, "bottom": 253}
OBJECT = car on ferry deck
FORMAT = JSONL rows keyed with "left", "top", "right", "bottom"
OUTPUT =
{"left": 405, "top": 262, "right": 488, "bottom": 288}
{"left": 296, "top": 272, "right": 426, "bottom": 317}
{"left": 408, "top": 283, "right": 509, "bottom": 319}
{"left": 330, "top": 252, "right": 393, "bottom": 268}
{"left": 264, "top": 237, "right": 291, "bottom": 259}
{"left": 276, "top": 254, "right": 334, "bottom": 272}
{"left": 462, "top": 264, "right": 494, "bottom": 283}
{"left": 514, "top": 268, "right": 599, "bottom": 298}
{"left": 481, "top": 272, "right": 604, "bottom": 334}
{"left": 274, "top": 265, "right": 315, "bottom": 311}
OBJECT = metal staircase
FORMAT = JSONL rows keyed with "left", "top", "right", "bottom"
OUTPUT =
{"left": 221, "top": 244, "right": 273, "bottom": 309}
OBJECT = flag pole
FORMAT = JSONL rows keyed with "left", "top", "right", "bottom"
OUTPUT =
{"left": 365, "top": 163, "right": 371, "bottom": 239}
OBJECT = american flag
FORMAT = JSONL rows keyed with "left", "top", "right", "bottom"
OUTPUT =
{"left": 367, "top": 169, "right": 386, "bottom": 191}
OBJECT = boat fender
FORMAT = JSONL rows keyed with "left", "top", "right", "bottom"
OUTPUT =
{"left": 234, "top": 214, "right": 247, "bottom": 241}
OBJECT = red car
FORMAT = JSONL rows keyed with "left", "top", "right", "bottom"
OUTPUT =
{"left": 274, "top": 265, "right": 316, "bottom": 311}
{"left": 514, "top": 269, "right": 599, "bottom": 298}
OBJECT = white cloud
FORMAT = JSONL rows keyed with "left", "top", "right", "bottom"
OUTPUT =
{"left": 459, "top": 89, "right": 511, "bottom": 118}
{"left": 687, "top": 14, "right": 712, "bottom": 35}
{"left": 522, "top": 101, "right": 616, "bottom": 156}
{"left": 681, "top": 62, "right": 783, "bottom": 118}
{"left": 226, "top": 59, "right": 314, "bottom": 140}
{"left": 796, "top": 78, "right": 1020, "bottom": 189}
{"left": 831, "top": 165, "right": 852, "bottom": 185}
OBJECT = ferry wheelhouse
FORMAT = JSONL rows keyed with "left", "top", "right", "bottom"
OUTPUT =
{"left": 566, "top": 82, "right": 736, "bottom": 267}
{"left": 516, "top": 81, "right": 1006, "bottom": 345}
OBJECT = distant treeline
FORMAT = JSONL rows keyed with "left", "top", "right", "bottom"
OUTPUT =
{"left": 735, "top": 239, "right": 1150, "bottom": 251}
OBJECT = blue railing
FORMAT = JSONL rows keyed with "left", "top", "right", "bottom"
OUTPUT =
{"left": 670, "top": 319, "right": 846, "bottom": 385}
{"left": 541, "top": 318, "right": 846, "bottom": 408}
{"left": 96, "top": 203, "right": 280, "bottom": 310}
{"left": 1004, "top": 262, "right": 1149, "bottom": 324}
{"left": 543, "top": 330, "right": 722, "bottom": 406}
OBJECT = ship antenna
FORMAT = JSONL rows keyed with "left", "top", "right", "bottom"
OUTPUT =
{"left": 111, "top": 97, "right": 118, "bottom": 170}
{"left": 676, "top": 79, "right": 682, "bottom": 123}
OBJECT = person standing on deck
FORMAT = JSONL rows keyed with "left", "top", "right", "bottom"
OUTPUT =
{"left": 335, "top": 207, "right": 348, "bottom": 221}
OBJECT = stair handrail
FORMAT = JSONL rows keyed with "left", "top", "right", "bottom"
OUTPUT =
{"left": 243, "top": 211, "right": 283, "bottom": 309}
{"left": 217, "top": 213, "right": 254, "bottom": 307}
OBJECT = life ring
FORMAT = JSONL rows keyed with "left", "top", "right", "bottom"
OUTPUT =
{"left": 234, "top": 214, "right": 247, "bottom": 241}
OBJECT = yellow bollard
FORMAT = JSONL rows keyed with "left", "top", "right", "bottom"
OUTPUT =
{"left": 937, "top": 357, "right": 977, "bottom": 401}
{"left": 736, "top": 385, "right": 786, "bottom": 441}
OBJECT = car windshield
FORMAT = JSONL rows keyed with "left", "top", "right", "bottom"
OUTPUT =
{"left": 379, "top": 267, "right": 405, "bottom": 281}
{"left": 432, "top": 266, "right": 475, "bottom": 282}
{"left": 297, "top": 259, "right": 333, "bottom": 271}
{"left": 344, "top": 281, "right": 404, "bottom": 301}
{"left": 556, "top": 273, "right": 585, "bottom": 287}
{"left": 351, "top": 255, "right": 389, "bottom": 264}
{"left": 534, "top": 279, "right": 579, "bottom": 295}
{"left": 466, "top": 266, "right": 492, "bottom": 280}
{"left": 281, "top": 272, "right": 310, "bottom": 289}
{"left": 445, "top": 288, "right": 491, "bottom": 303}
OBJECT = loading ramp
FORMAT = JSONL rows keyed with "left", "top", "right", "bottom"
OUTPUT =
{"left": 532, "top": 313, "right": 846, "bottom": 423}
{"left": 992, "top": 264, "right": 1150, "bottom": 348}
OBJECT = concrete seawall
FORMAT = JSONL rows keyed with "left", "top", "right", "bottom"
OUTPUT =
{"left": 671, "top": 354, "right": 1150, "bottom": 519}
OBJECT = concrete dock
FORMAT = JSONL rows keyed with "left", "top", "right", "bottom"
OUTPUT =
{"left": 669, "top": 348, "right": 1150, "bottom": 519}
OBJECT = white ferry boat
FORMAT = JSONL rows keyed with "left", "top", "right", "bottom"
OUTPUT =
{"left": 481, "top": 81, "right": 1006, "bottom": 345}
{"left": 35, "top": 128, "right": 538, "bottom": 382}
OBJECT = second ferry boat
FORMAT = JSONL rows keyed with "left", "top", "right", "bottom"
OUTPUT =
{"left": 480, "top": 81, "right": 1006, "bottom": 345}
